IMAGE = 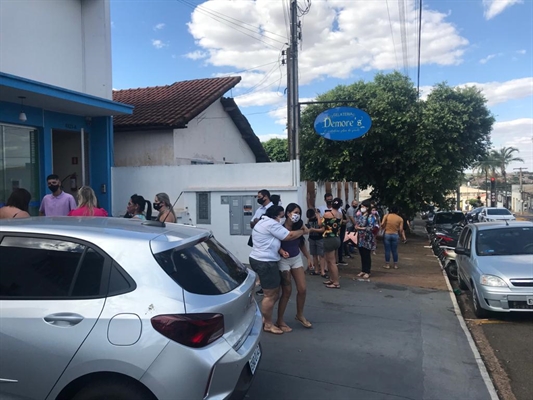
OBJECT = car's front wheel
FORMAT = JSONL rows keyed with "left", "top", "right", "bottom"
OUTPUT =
{"left": 472, "top": 288, "right": 490, "bottom": 319}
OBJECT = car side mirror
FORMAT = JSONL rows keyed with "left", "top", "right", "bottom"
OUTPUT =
{"left": 455, "top": 246, "right": 469, "bottom": 256}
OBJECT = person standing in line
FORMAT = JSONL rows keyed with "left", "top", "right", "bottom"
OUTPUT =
{"left": 337, "top": 202, "right": 348, "bottom": 265}
{"left": 39, "top": 174, "right": 77, "bottom": 216}
{"left": 322, "top": 198, "right": 343, "bottom": 289}
{"left": 382, "top": 206, "right": 407, "bottom": 270}
{"left": 154, "top": 192, "right": 176, "bottom": 223}
{"left": 68, "top": 186, "right": 108, "bottom": 216}
{"left": 124, "top": 194, "right": 152, "bottom": 221}
{"left": 305, "top": 208, "right": 326, "bottom": 277}
{"left": 249, "top": 205, "right": 307, "bottom": 335}
{"left": 0, "top": 188, "right": 31, "bottom": 219}
{"left": 276, "top": 203, "right": 313, "bottom": 331}
{"left": 317, "top": 192, "right": 333, "bottom": 215}
{"left": 346, "top": 199, "right": 359, "bottom": 255}
{"left": 250, "top": 189, "right": 273, "bottom": 229}
{"left": 355, "top": 202, "right": 378, "bottom": 279}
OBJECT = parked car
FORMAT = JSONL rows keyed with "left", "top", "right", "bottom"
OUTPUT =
{"left": 478, "top": 207, "right": 516, "bottom": 222}
{"left": 426, "top": 211, "right": 466, "bottom": 234}
{"left": 0, "top": 217, "right": 262, "bottom": 400}
{"left": 455, "top": 221, "right": 533, "bottom": 318}
{"left": 466, "top": 207, "right": 484, "bottom": 223}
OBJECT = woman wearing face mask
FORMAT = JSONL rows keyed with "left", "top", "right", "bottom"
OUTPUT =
{"left": 276, "top": 203, "right": 313, "bottom": 331}
{"left": 249, "top": 205, "right": 308, "bottom": 335}
{"left": 322, "top": 198, "right": 343, "bottom": 289}
{"left": 355, "top": 201, "right": 378, "bottom": 279}
{"left": 153, "top": 192, "right": 176, "bottom": 223}
{"left": 124, "top": 194, "right": 152, "bottom": 221}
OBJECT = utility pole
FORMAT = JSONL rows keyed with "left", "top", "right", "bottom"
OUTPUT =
{"left": 514, "top": 167, "right": 528, "bottom": 213}
{"left": 287, "top": 0, "right": 300, "bottom": 161}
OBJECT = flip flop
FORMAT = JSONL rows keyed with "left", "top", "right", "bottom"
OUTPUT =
{"left": 295, "top": 316, "right": 312, "bottom": 328}
{"left": 323, "top": 280, "right": 333, "bottom": 285}
{"left": 320, "top": 273, "right": 330, "bottom": 279}
{"left": 325, "top": 283, "right": 341, "bottom": 289}
{"left": 362, "top": 273, "right": 370, "bottom": 279}
{"left": 357, "top": 272, "right": 365, "bottom": 277}
{"left": 263, "top": 324, "right": 284, "bottom": 335}
{"left": 276, "top": 324, "right": 293, "bottom": 333}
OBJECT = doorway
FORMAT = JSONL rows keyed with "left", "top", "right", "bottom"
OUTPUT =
{"left": 52, "top": 130, "right": 89, "bottom": 197}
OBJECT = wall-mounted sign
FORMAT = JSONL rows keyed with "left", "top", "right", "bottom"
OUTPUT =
{"left": 313, "top": 106, "right": 372, "bottom": 141}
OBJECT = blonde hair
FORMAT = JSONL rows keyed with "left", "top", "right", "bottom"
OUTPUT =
{"left": 156, "top": 192, "right": 176, "bottom": 220}
{"left": 77, "top": 186, "right": 98, "bottom": 216}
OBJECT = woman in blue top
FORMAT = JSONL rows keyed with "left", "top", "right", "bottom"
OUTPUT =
{"left": 355, "top": 201, "right": 378, "bottom": 279}
{"left": 276, "top": 203, "right": 313, "bottom": 331}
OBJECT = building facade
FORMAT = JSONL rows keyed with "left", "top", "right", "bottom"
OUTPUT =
{"left": 0, "top": 0, "right": 132, "bottom": 213}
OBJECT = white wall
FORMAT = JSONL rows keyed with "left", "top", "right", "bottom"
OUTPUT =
{"left": 0, "top": 0, "right": 112, "bottom": 99}
{"left": 174, "top": 101, "right": 256, "bottom": 164}
{"left": 114, "top": 130, "right": 174, "bottom": 166}
{"left": 112, "top": 162, "right": 302, "bottom": 262}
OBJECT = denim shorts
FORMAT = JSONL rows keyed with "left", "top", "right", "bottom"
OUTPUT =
{"left": 249, "top": 257, "right": 281, "bottom": 290}
{"left": 308, "top": 238, "right": 324, "bottom": 256}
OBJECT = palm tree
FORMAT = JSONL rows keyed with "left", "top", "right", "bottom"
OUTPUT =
{"left": 491, "top": 147, "right": 524, "bottom": 208}
{"left": 473, "top": 153, "right": 499, "bottom": 205}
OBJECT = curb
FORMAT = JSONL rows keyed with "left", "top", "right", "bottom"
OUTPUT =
{"left": 440, "top": 263, "right": 500, "bottom": 400}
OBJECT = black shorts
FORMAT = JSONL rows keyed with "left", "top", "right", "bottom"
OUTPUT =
{"left": 249, "top": 257, "right": 281, "bottom": 290}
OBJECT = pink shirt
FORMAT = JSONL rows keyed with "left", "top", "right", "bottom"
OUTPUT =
{"left": 68, "top": 206, "right": 108, "bottom": 217}
{"left": 39, "top": 191, "right": 77, "bottom": 216}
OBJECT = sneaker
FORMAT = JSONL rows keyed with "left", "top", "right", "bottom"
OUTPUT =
{"left": 338, "top": 261, "right": 348, "bottom": 266}
{"left": 256, "top": 289, "right": 264, "bottom": 296}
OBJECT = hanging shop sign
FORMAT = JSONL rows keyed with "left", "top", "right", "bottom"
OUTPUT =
{"left": 313, "top": 106, "right": 372, "bottom": 141}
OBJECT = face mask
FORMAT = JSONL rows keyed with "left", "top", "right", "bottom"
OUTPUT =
{"left": 326, "top": 201, "right": 333, "bottom": 207}
{"left": 360, "top": 207, "right": 367, "bottom": 214}
{"left": 48, "top": 185, "right": 59, "bottom": 193}
{"left": 279, "top": 217, "right": 286, "bottom": 225}
{"left": 153, "top": 202, "right": 163, "bottom": 211}
{"left": 257, "top": 197, "right": 265, "bottom": 205}
{"left": 371, "top": 210, "right": 377, "bottom": 215}
{"left": 290, "top": 214, "right": 300, "bottom": 223}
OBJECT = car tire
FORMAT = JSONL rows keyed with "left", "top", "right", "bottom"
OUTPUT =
{"left": 445, "top": 261, "right": 458, "bottom": 280}
{"left": 472, "top": 288, "right": 490, "bottom": 319}
{"left": 458, "top": 272, "right": 468, "bottom": 290}
{"left": 72, "top": 379, "right": 155, "bottom": 400}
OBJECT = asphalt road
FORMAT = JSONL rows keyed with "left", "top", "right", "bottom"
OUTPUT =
{"left": 452, "top": 281, "right": 533, "bottom": 400}
{"left": 247, "top": 275, "right": 493, "bottom": 400}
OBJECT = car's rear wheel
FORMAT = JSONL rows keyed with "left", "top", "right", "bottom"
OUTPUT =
{"left": 472, "top": 288, "right": 490, "bottom": 319}
{"left": 72, "top": 379, "right": 155, "bottom": 400}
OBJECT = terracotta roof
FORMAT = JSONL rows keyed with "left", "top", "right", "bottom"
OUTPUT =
{"left": 112, "top": 77, "right": 241, "bottom": 130}
{"left": 220, "top": 97, "right": 270, "bottom": 163}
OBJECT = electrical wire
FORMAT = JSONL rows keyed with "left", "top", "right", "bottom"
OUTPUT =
{"left": 234, "top": 63, "right": 281, "bottom": 98}
{"left": 176, "top": 0, "right": 287, "bottom": 49}
{"left": 216, "top": 61, "right": 280, "bottom": 77}
{"left": 398, "top": 0, "right": 409, "bottom": 76}
{"left": 416, "top": 0, "right": 423, "bottom": 98}
{"left": 386, "top": 0, "right": 400, "bottom": 71}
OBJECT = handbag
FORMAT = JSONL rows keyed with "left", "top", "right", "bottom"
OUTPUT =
{"left": 376, "top": 215, "right": 388, "bottom": 239}
{"left": 247, "top": 234, "right": 253, "bottom": 247}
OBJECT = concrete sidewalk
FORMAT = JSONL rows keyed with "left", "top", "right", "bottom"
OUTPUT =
{"left": 247, "top": 275, "right": 493, "bottom": 400}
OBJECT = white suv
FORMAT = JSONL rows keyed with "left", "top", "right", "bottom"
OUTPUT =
{"left": 478, "top": 207, "right": 516, "bottom": 222}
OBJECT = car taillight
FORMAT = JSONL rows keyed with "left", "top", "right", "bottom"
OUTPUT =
{"left": 151, "top": 313, "right": 224, "bottom": 348}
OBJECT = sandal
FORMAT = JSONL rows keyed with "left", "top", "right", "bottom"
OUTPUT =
{"left": 309, "top": 270, "right": 320, "bottom": 276}
{"left": 295, "top": 315, "right": 312, "bottom": 328}
{"left": 323, "top": 280, "right": 334, "bottom": 285}
{"left": 383, "top": 265, "right": 390, "bottom": 269}
{"left": 275, "top": 324, "right": 293, "bottom": 333}
{"left": 325, "top": 283, "right": 341, "bottom": 289}
{"left": 362, "top": 273, "right": 370, "bottom": 279}
{"left": 357, "top": 272, "right": 365, "bottom": 277}
{"left": 263, "top": 324, "right": 284, "bottom": 335}
{"left": 320, "top": 273, "right": 329, "bottom": 279}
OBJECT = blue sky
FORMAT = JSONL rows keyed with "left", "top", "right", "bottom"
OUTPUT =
{"left": 111, "top": 0, "right": 533, "bottom": 171}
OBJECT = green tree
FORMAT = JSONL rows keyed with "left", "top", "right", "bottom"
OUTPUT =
{"left": 262, "top": 138, "right": 288, "bottom": 162}
{"left": 490, "top": 146, "right": 524, "bottom": 207}
{"left": 299, "top": 72, "right": 494, "bottom": 217}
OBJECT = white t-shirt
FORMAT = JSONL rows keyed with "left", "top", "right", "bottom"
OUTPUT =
{"left": 317, "top": 204, "right": 329, "bottom": 215}
{"left": 253, "top": 201, "right": 273, "bottom": 221}
{"left": 249, "top": 217, "right": 290, "bottom": 262}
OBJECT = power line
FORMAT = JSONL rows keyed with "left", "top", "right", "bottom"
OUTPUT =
{"left": 386, "top": 0, "right": 400, "bottom": 71}
{"left": 216, "top": 61, "right": 280, "bottom": 77}
{"left": 176, "top": 0, "right": 287, "bottom": 49}
{"left": 416, "top": 0, "right": 423, "bottom": 98}
{"left": 398, "top": 0, "right": 409, "bottom": 76}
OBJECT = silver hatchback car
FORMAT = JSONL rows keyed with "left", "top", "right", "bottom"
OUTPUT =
{"left": 456, "top": 221, "right": 533, "bottom": 318}
{"left": 0, "top": 217, "right": 262, "bottom": 400}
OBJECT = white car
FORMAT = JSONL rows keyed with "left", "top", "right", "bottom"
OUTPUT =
{"left": 478, "top": 207, "right": 516, "bottom": 222}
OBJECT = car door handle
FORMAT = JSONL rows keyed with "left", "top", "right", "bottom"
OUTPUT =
{"left": 44, "top": 313, "right": 84, "bottom": 326}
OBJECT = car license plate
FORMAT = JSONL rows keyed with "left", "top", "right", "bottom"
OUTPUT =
{"left": 248, "top": 345, "right": 261, "bottom": 375}
{"left": 527, "top": 296, "right": 533, "bottom": 306}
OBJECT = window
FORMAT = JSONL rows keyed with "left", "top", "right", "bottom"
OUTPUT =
{"left": 487, "top": 209, "right": 512, "bottom": 216}
{"left": 0, "top": 236, "right": 105, "bottom": 298}
{"left": 108, "top": 263, "right": 135, "bottom": 296}
{"left": 153, "top": 237, "right": 248, "bottom": 295}
{"left": 434, "top": 212, "right": 465, "bottom": 225}
{"left": 476, "top": 227, "right": 533, "bottom": 256}
{"left": 196, "top": 192, "right": 211, "bottom": 224}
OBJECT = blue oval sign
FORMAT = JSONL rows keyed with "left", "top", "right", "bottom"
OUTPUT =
{"left": 313, "top": 106, "right": 372, "bottom": 141}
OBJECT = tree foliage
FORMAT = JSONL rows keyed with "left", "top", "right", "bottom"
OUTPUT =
{"left": 299, "top": 72, "right": 494, "bottom": 217}
{"left": 263, "top": 138, "right": 289, "bottom": 162}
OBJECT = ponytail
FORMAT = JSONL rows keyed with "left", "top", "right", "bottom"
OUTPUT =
{"left": 145, "top": 200, "right": 152, "bottom": 221}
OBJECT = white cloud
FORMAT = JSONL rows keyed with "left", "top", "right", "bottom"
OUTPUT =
{"left": 457, "top": 77, "right": 533, "bottom": 106}
{"left": 234, "top": 90, "right": 284, "bottom": 108}
{"left": 187, "top": 0, "right": 469, "bottom": 97}
{"left": 479, "top": 54, "right": 498, "bottom": 64}
{"left": 153, "top": 23, "right": 165, "bottom": 31}
{"left": 184, "top": 50, "right": 207, "bottom": 60}
{"left": 257, "top": 133, "right": 287, "bottom": 142}
{"left": 490, "top": 118, "right": 533, "bottom": 170}
{"left": 517, "top": 49, "right": 527, "bottom": 55}
{"left": 151, "top": 39, "right": 168, "bottom": 49}
{"left": 483, "top": 0, "right": 523, "bottom": 20}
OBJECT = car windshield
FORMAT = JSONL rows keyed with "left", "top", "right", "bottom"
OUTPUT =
{"left": 487, "top": 209, "right": 512, "bottom": 216}
{"left": 435, "top": 213, "right": 465, "bottom": 224}
{"left": 476, "top": 227, "right": 533, "bottom": 256}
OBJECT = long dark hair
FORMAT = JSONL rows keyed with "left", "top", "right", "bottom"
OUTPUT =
{"left": 284, "top": 202, "right": 303, "bottom": 230}
{"left": 6, "top": 188, "right": 31, "bottom": 212}
{"left": 130, "top": 194, "right": 152, "bottom": 220}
